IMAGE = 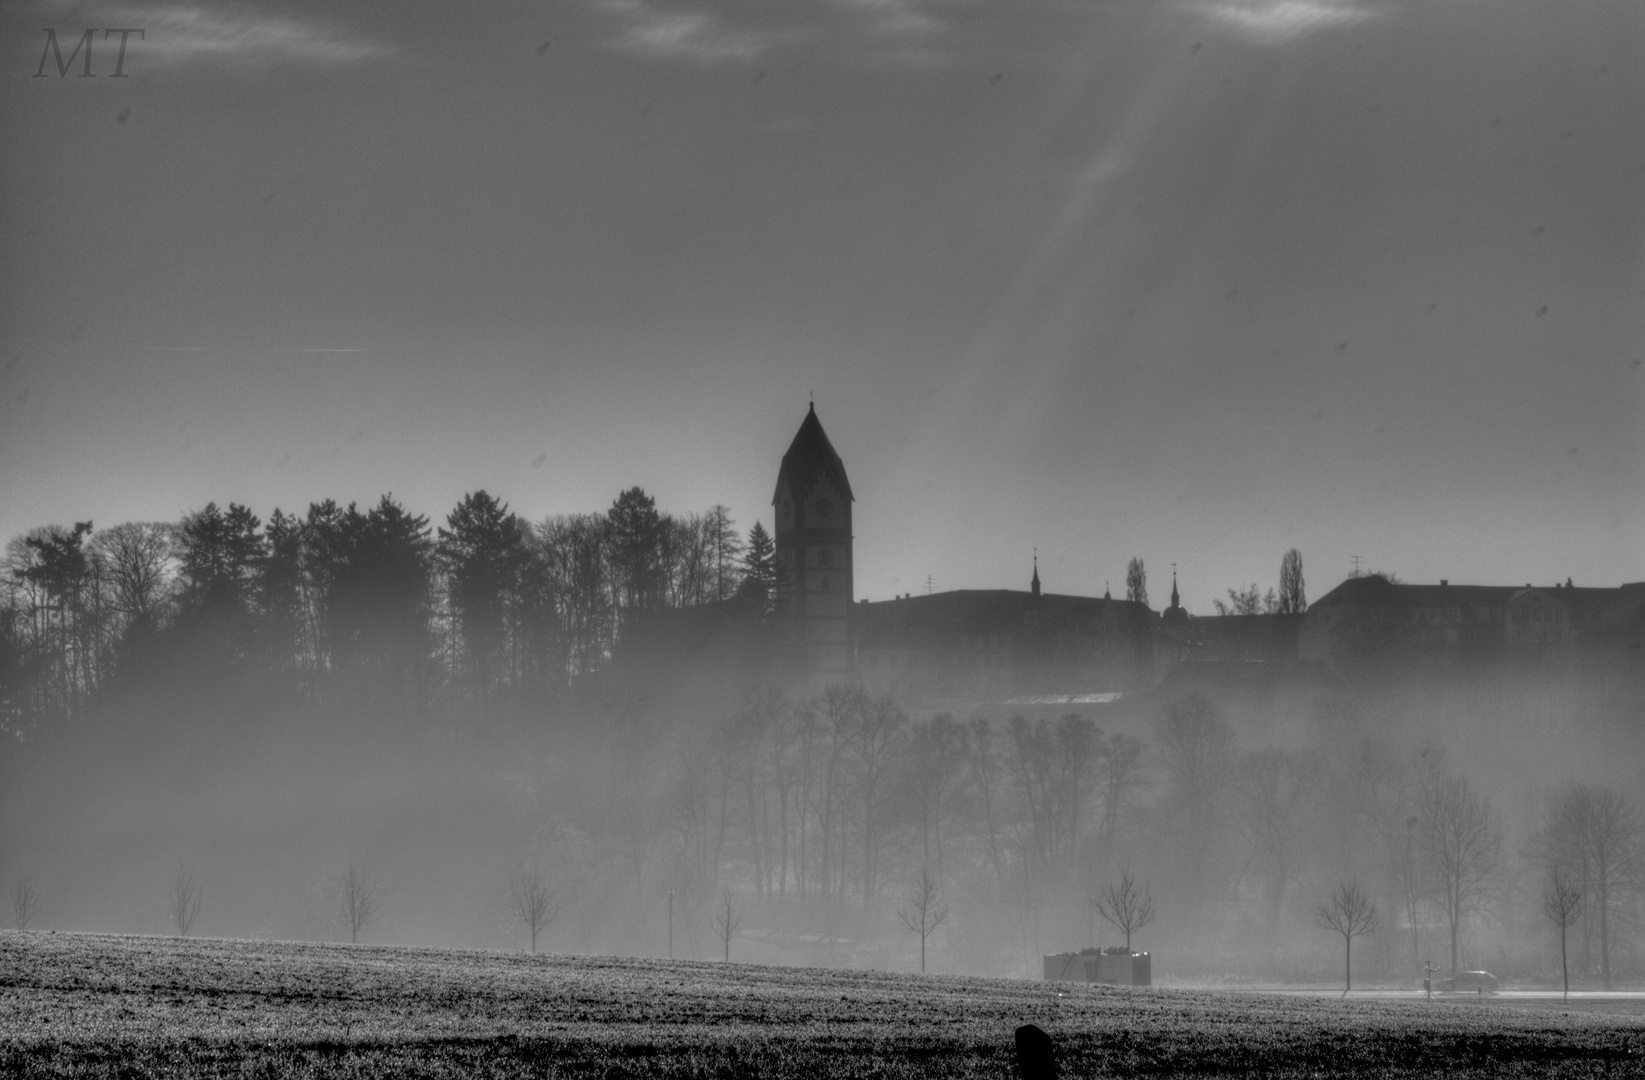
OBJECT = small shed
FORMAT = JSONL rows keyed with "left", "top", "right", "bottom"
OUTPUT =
{"left": 1042, "top": 949, "right": 1151, "bottom": 986}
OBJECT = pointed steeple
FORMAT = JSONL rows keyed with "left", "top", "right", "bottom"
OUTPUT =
{"left": 1163, "top": 566, "right": 1188, "bottom": 623}
{"left": 1030, "top": 550, "right": 1041, "bottom": 598}
{"left": 773, "top": 402, "right": 853, "bottom": 507}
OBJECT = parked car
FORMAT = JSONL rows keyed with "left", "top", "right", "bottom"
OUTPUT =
{"left": 1437, "top": 971, "right": 1500, "bottom": 993}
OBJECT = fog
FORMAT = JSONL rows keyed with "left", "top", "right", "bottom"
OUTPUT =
{"left": 3, "top": 508, "right": 1641, "bottom": 986}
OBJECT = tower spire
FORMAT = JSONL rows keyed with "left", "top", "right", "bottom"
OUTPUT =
{"left": 1030, "top": 549, "right": 1041, "bottom": 598}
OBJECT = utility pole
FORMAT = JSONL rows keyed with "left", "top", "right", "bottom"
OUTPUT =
{"left": 1350, "top": 555, "right": 1364, "bottom": 578}
{"left": 667, "top": 889, "right": 675, "bottom": 959}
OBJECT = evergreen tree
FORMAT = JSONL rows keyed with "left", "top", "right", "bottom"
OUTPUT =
{"left": 438, "top": 491, "right": 528, "bottom": 704}
{"left": 737, "top": 522, "right": 777, "bottom": 617}
{"left": 175, "top": 503, "right": 266, "bottom": 664}
{"left": 605, "top": 487, "right": 667, "bottom": 625}
{"left": 259, "top": 509, "right": 305, "bottom": 676}
{"left": 349, "top": 496, "right": 437, "bottom": 712}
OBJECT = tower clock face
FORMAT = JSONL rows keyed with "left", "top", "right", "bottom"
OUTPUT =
{"left": 814, "top": 498, "right": 833, "bottom": 518}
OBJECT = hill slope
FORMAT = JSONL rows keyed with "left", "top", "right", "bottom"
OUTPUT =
{"left": 2, "top": 932, "right": 1639, "bottom": 1078}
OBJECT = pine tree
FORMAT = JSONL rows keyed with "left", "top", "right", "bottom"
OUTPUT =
{"left": 605, "top": 487, "right": 667, "bottom": 624}
{"left": 438, "top": 491, "right": 528, "bottom": 704}
{"left": 737, "top": 522, "right": 777, "bottom": 617}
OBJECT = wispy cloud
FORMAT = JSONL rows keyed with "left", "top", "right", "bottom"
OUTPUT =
{"left": 834, "top": 0, "right": 944, "bottom": 39}
{"left": 101, "top": 4, "right": 391, "bottom": 65}
{"left": 599, "top": 0, "right": 784, "bottom": 63}
{"left": 592, "top": 0, "right": 952, "bottom": 67}
{"left": 1193, "top": 0, "right": 1378, "bottom": 45}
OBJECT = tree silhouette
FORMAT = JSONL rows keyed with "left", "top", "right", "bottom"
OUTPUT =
{"left": 1125, "top": 558, "right": 1147, "bottom": 606}
{"left": 12, "top": 878, "right": 39, "bottom": 930}
{"left": 898, "top": 869, "right": 949, "bottom": 973}
{"left": 338, "top": 864, "right": 382, "bottom": 944}
{"left": 1418, "top": 774, "right": 1502, "bottom": 973}
{"left": 509, "top": 865, "right": 560, "bottom": 954}
{"left": 711, "top": 888, "right": 742, "bottom": 962}
{"left": 1541, "top": 866, "right": 1582, "bottom": 1002}
{"left": 170, "top": 865, "right": 202, "bottom": 937}
{"left": 737, "top": 522, "right": 777, "bottom": 617}
{"left": 439, "top": 491, "right": 529, "bottom": 704}
{"left": 1314, "top": 877, "right": 1381, "bottom": 996}
{"left": 1277, "top": 548, "right": 1306, "bottom": 613}
{"left": 605, "top": 487, "right": 667, "bottom": 625}
{"left": 1092, "top": 871, "right": 1156, "bottom": 952}
{"left": 705, "top": 505, "right": 743, "bottom": 601}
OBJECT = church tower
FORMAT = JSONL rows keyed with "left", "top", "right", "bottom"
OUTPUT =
{"left": 773, "top": 404, "right": 853, "bottom": 674}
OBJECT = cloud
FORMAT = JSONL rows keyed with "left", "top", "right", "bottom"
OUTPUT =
{"left": 599, "top": 0, "right": 784, "bottom": 63}
{"left": 1193, "top": 0, "right": 1378, "bottom": 44}
{"left": 102, "top": 4, "right": 391, "bottom": 65}
{"left": 591, "top": 0, "right": 950, "bottom": 66}
{"left": 834, "top": 0, "right": 944, "bottom": 39}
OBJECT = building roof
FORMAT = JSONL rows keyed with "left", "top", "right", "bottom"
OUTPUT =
{"left": 773, "top": 403, "right": 854, "bottom": 505}
{"left": 1311, "top": 575, "right": 1644, "bottom": 616}
{"left": 855, "top": 589, "right": 1153, "bottom": 647}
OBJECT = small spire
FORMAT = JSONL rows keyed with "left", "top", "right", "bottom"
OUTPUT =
{"left": 1171, "top": 568, "right": 1180, "bottom": 609}
{"left": 1030, "top": 549, "right": 1041, "bottom": 597}
{"left": 1104, "top": 581, "right": 1111, "bottom": 601}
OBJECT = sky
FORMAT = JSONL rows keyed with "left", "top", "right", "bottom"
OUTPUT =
{"left": 1, "top": 0, "right": 1640, "bottom": 611}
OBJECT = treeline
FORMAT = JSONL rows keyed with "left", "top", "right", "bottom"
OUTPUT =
{"left": 0, "top": 488, "right": 778, "bottom": 736}
{"left": 643, "top": 686, "right": 1644, "bottom": 980}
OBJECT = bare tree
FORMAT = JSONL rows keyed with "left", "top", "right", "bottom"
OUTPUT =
{"left": 12, "top": 878, "right": 39, "bottom": 930}
{"left": 1541, "top": 866, "right": 1583, "bottom": 1002}
{"left": 1314, "top": 877, "right": 1382, "bottom": 997}
{"left": 1214, "top": 583, "right": 1278, "bottom": 616}
{"left": 1092, "top": 871, "right": 1156, "bottom": 952}
{"left": 898, "top": 868, "right": 949, "bottom": 974}
{"left": 338, "top": 864, "right": 382, "bottom": 944}
{"left": 1277, "top": 548, "right": 1306, "bottom": 614}
{"left": 1235, "top": 747, "right": 1317, "bottom": 931}
{"left": 90, "top": 522, "right": 176, "bottom": 629}
{"left": 508, "top": 865, "right": 560, "bottom": 954}
{"left": 170, "top": 865, "right": 202, "bottom": 937}
{"left": 1155, "top": 694, "right": 1235, "bottom": 905}
{"left": 1535, "top": 785, "right": 1643, "bottom": 990}
{"left": 1418, "top": 774, "right": 1503, "bottom": 972}
{"left": 710, "top": 888, "right": 742, "bottom": 962}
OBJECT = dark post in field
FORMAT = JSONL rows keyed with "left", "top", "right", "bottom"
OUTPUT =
{"left": 1015, "top": 1024, "right": 1057, "bottom": 1080}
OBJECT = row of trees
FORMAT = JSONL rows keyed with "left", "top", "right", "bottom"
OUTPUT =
{"left": 0, "top": 489, "right": 781, "bottom": 735}
{"left": 11, "top": 682, "right": 1635, "bottom": 979}
{"left": 1212, "top": 548, "right": 1308, "bottom": 615}
{"left": 644, "top": 686, "right": 1641, "bottom": 979}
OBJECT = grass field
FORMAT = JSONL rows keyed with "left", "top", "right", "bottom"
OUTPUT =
{"left": 3, "top": 931, "right": 1642, "bottom": 1078}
